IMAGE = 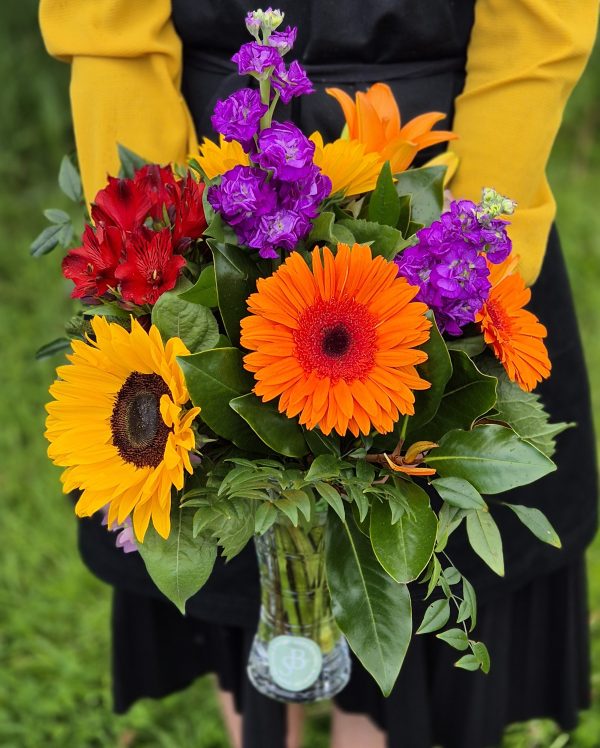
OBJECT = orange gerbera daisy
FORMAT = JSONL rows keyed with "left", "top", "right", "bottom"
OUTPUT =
{"left": 475, "top": 258, "right": 551, "bottom": 392}
{"left": 240, "top": 243, "right": 432, "bottom": 437}
{"left": 326, "top": 83, "right": 457, "bottom": 173}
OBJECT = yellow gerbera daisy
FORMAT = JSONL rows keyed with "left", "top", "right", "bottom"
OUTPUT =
{"left": 45, "top": 316, "right": 200, "bottom": 542}
{"left": 310, "top": 132, "right": 383, "bottom": 197}
{"left": 194, "top": 135, "right": 249, "bottom": 179}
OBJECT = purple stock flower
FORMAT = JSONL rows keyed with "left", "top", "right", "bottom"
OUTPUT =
{"left": 479, "top": 218, "right": 512, "bottom": 263}
{"left": 272, "top": 60, "right": 314, "bottom": 104}
{"left": 268, "top": 25, "right": 298, "bottom": 54}
{"left": 232, "top": 42, "right": 283, "bottom": 76}
{"left": 255, "top": 122, "right": 316, "bottom": 181}
{"left": 211, "top": 88, "right": 268, "bottom": 145}
{"left": 208, "top": 165, "right": 277, "bottom": 226}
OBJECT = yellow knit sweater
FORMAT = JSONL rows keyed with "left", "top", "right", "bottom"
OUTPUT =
{"left": 39, "top": 0, "right": 597, "bottom": 284}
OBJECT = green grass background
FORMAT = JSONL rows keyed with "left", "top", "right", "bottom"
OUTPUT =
{"left": 0, "top": 4, "right": 598, "bottom": 747}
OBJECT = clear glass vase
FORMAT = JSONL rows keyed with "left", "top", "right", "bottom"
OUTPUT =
{"left": 246, "top": 513, "right": 351, "bottom": 703}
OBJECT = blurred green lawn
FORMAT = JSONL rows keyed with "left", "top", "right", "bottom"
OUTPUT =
{"left": 0, "top": 4, "right": 598, "bottom": 747}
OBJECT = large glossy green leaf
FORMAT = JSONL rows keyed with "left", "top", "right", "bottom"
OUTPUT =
{"left": 326, "top": 514, "right": 412, "bottom": 696}
{"left": 177, "top": 348, "right": 267, "bottom": 452}
{"left": 369, "top": 483, "right": 437, "bottom": 583}
{"left": 425, "top": 424, "right": 556, "bottom": 493}
{"left": 210, "top": 241, "right": 258, "bottom": 347}
{"left": 368, "top": 162, "right": 401, "bottom": 227}
{"left": 466, "top": 509, "right": 505, "bottom": 576}
{"left": 229, "top": 393, "right": 308, "bottom": 457}
{"left": 137, "top": 507, "right": 217, "bottom": 614}
{"left": 337, "top": 218, "right": 405, "bottom": 260}
{"left": 415, "top": 350, "right": 497, "bottom": 442}
{"left": 477, "top": 357, "right": 573, "bottom": 458}
{"left": 152, "top": 291, "right": 220, "bottom": 352}
{"left": 407, "top": 316, "right": 452, "bottom": 434}
{"left": 393, "top": 166, "right": 445, "bottom": 226}
{"left": 178, "top": 265, "right": 218, "bottom": 308}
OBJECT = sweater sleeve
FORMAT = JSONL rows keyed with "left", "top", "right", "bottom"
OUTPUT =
{"left": 39, "top": 0, "right": 198, "bottom": 203}
{"left": 450, "top": 0, "right": 598, "bottom": 285}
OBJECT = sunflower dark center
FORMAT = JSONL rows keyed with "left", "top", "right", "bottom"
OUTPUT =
{"left": 322, "top": 324, "right": 351, "bottom": 358}
{"left": 111, "top": 372, "right": 171, "bottom": 468}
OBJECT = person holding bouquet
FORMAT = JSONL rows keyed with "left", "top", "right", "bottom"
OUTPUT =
{"left": 39, "top": 2, "right": 598, "bottom": 747}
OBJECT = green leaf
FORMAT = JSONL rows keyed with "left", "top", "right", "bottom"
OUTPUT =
{"left": 117, "top": 144, "right": 148, "bottom": 179}
{"left": 416, "top": 350, "right": 497, "bottom": 442}
{"left": 471, "top": 641, "right": 491, "bottom": 673}
{"left": 152, "top": 292, "right": 220, "bottom": 352}
{"left": 466, "top": 509, "right": 505, "bottom": 576}
{"left": 302, "top": 428, "right": 340, "bottom": 457}
{"left": 368, "top": 162, "right": 401, "bottom": 227}
{"left": 43, "top": 208, "right": 70, "bottom": 225}
{"left": 356, "top": 460, "right": 375, "bottom": 485}
{"left": 282, "top": 489, "right": 312, "bottom": 522}
{"left": 454, "top": 654, "right": 481, "bottom": 672}
{"left": 436, "top": 627, "right": 469, "bottom": 651}
{"left": 502, "top": 503, "right": 561, "bottom": 548}
{"left": 315, "top": 481, "right": 345, "bottom": 521}
{"left": 369, "top": 481, "right": 437, "bottom": 583}
{"left": 229, "top": 393, "right": 308, "bottom": 458}
{"left": 394, "top": 166, "right": 445, "bottom": 227}
{"left": 255, "top": 502, "right": 278, "bottom": 535}
{"left": 457, "top": 577, "right": 477, "bottom": 630}
{"left": 435, "top": 502, "right": 467, "bottom": 552}
{"left": 416, "top": 599, "right": 450, "bottom": 634}
{"left": 347, "top": 482, "right": 370, "bottom": 523}
{"left": 177, "top": 348, "right": 267, "bottom": 453}
{"left": 426, "top": 425, "right": 556, "bottom": 494}
{"left": 179, "top": 265, "right": 218, "bottom": 308}
{"left": 337, "top": 218, "right": 404, "bottom": 261}
{"left": 432, "top": 477, "right": 487, "bottom": 510}
{"left": 446, "top": 335, "right": 486, "bottom": 357}
{"left": 58, "top": 155, "right": 83, "bottom": 202}
{"left": 306, "top": 455, "right": 343, "bottom": 482}
{"left": 137, "top": 508, "right": 217, "bottom": 614}
{"left": 442, "top": 566, "right": 461, "bottom": 585}
{"left": 30, "top": 224, "right": 63, "bottom": 257}
{"left": 396, "top": 195, "right": 412, "bottom": 236}
{"left": 477, "top": 356, "right": 573, "bottom": 458}
{"left": 35, "top": 337, "right": 72, "bottom": 360}
{"left": 210, "top": 241, "right": 258, "bottom": 347}
{"left": 326, "top": 514, "right": 412, "bottom": 696}
{"left": 308, "top": 211, "right": 337, "bottom": 244}
{"left": 425, "top": 555, "right": 442, "bottom": 598}
{"left": 408, "top": 316, "right": 452, "bottom": 433}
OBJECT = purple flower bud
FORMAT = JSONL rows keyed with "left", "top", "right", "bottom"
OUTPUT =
{"left": 232, "top": 42, "right": 283, "bottom": 76}
{"left": 211, "top": 88, "right": 268, "bottom": 145}
{"left": 255, "top": 122, "right": 316, "bottom": 181}
{"left": 272, "top": 60, "right": 314, "bottom": 104}
{"left": 267, "top": 25, "right": 298, "bottom": 54}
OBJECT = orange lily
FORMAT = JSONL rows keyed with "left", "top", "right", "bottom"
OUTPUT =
{"left": 326, "top": 83, "right": 457, "bottom": 174}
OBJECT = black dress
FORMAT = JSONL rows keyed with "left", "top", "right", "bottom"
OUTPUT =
{"left": 77, "top": 2, "right": 598, "bottom": 746}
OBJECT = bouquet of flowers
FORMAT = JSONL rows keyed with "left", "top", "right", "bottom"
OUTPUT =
{"left": 39, "top": 8, "right": 568, "bottom": 702}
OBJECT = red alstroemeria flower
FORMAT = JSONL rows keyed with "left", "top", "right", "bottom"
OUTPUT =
{"left": 62, "top": 224, "right": 123, "bottom": 299}
{"left": 134, "top": 164, "right": 179, "bottom": 222}
{"left": 173, "top": 175, "right": 207, "bottom": 249}
{"left": 91, "top": 176, "right": 152, "bottom": 232}
{"left": 115, "top": 227, "right": 186, "bottom": 305}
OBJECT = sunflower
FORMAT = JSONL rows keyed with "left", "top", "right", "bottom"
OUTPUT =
{"left": 475, "top": 258, "right": 551, "bottom": 392}
{"left": 310, "top": 132, "right": 383, "bottom": 197}
{"left": 194, "top": 135, "right": 249, "bottom": 179}
{"left": 240, "top": 243, "right": 431, "bottom": 437}
{"left": 326, "top": 83, "right": 457, "bottom": 173}
{"left": 45, "top": 316, "right": 200, "bottom": 542}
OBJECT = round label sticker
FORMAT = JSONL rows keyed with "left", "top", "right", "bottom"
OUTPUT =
{"left": 267, "top": 635, "right": 323, "bottom": 692}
